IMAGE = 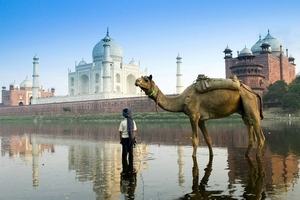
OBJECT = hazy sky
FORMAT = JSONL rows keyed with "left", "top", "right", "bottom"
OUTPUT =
{"left": 1, "top": 0, "right": 300, "bottom": 99}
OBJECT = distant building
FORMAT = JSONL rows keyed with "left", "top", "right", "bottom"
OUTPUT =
{"left": 1, "top": 55, "right": 54, "bottom": 106}
{"left": 68, "top": 28, "right": 147, "bottom": 98}
{"left": 224, "top": 30, "right": 296, "bottom": 97}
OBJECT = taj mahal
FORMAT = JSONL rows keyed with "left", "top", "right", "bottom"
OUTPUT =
{"left": 68, "top": 28, "right": 147, "bottom": 98}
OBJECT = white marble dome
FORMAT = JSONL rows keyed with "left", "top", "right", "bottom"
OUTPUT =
{"left": 78, "top": 59, "right": 87, "bottom": 66}
{"left": 20, "top": 77, "right": 32, "bottom": 88}
{"left": 129, "top": 58, "right": 139, "bottom": 66}
{"left": 92, "top": 33, "right": 123, "bottom": 61}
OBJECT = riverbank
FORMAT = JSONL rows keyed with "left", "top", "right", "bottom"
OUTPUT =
{"left": 263, "top": 107, "right": 300, "bottom": 121}
{"left": 0, "top": 107, "right": 298, "bottom": 122}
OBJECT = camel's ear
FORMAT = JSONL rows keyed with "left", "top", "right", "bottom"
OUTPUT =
{"left": 149, "top": 74, "right": 152, "bottom": 80}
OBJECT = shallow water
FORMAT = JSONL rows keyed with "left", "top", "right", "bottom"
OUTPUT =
{"left": 1, "top": 119, "right": 300, "bottom": 199}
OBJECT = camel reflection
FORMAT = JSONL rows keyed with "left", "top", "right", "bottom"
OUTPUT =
{"left": 180, "top": 156, "right": 265, "bottom": 199}
{"left": 243, "top": 157, "right": 265, "bottom": 199}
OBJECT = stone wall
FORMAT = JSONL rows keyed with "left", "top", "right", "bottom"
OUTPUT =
{"left": 0, "top": 96, "right": 165, "bottom": 116}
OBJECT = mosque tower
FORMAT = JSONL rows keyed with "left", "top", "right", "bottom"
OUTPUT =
{"left": 176, "top": 54, "right": 183, "bottom": 94}
{"left": 31, "top": 55, "right": 39, "bottom": 104}
{"left": 102, "top": 28, "right": 113, "bottom": 93}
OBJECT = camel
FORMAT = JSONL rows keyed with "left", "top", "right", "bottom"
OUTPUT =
{"left": 135, "top": 75, "right": 265, "bottom": 158}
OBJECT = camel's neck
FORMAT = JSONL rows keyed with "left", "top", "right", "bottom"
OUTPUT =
{"left": 149, "top": 85, "right": 186, "bottom": 112}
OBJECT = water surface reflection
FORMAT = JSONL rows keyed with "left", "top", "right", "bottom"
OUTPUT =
{"left": 0, "top": 120, "right": 300, "bottom": 199}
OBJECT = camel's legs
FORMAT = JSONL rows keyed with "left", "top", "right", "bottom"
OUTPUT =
{"left": 253, "top": 123, "right": 265, "bottom": 157}
{"left": 242, "top": 116, "right": 256, "bottom": 157}
{"left": 198, "top": 121, "right": 213, "bottom": 157}
{"left": 189, "top": 116, "right": 199, "bottom": 157}
{"left": 242, "top": 116, "right": 265, "bottom": 157}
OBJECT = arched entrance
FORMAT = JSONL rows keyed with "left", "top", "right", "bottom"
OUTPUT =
{"left": 126, "top": 74, "right": 136, "bottom": 94}
{"left": 79, "top": 74, "right": 89, "bottom": 94}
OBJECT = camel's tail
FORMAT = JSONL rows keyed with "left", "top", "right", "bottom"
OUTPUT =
{"left": 241, "top": 83, "right": 264, "bottom": 120}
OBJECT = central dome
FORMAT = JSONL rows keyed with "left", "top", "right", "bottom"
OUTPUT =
{"left": 251, "top": 31, "right": 283, "bottom": 56}
{"left": 92, "top": 31, "right": 123, "bottom": 61}
{"left": 262, "top": 32, "right": 283, "bottom": 54}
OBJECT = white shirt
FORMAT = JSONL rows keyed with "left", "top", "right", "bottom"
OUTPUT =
{"left": 119, "top": 119, "right": 137, "bottom": 138}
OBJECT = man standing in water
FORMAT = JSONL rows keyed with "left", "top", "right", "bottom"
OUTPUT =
{"left": 119, "top": 108, "right": 137, "bottom": 173}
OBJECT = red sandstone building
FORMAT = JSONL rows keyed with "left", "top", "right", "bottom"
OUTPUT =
{"left": 1, "top": 77, "right": 54, "bottom": 106}
{"left": 224, "top": 30, "right": 296, "bottom": 97}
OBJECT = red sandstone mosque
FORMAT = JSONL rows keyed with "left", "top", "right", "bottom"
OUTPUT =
{"left": 1, "top": 55, "right": 55, "bottom": 106}
{"left": 224, "top": 30, "right": 296, "bottom": 97}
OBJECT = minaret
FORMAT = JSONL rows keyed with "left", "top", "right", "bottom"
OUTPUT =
{"left": 176, "top": 54, "right": 183, "bottom": 94}
{"left": 223, "top": 45, "right": 233, "bottom": 79}
{"left": 102, "top": 28, "right": 113, "bottom": 93}
{"left": 31, "top": 55, "right": 39, "bottom": 104}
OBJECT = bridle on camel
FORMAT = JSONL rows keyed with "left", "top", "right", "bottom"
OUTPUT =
{"left": 148, "top": 82, "right": 160, "bottom": 113}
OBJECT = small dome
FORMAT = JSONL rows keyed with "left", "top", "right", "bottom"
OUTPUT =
{"left": 92, "top": 30, "right": 123, "bottom": 61}
{"left": 223, "top": 45, "right": 232, "bottom": 53}
{"left": 78, "top": 59, "right": 87, "bottom": 66}
{"left": 224, "top": 45, "right": 231, "bottom": 51}
{"left": 239, "top": 46, "right": 253, "bottom": 56}
{"left": 10, "top": 81, "right": 19, "bottom": 89}
{"left": 129, "top": 58, "right": 139, "bottom": 66}
{"left": 20, "top": 76, "right": 32, "bottom": 88}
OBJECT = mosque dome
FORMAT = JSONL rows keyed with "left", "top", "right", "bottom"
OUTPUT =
{"left": 262, "top": 31, "right": 283, "bottom": 53}
{"left": 92, "top": 30, "right": 123, "bottom": 61}
{"left": 251, "top": 31, "right": 283, "bottom": 56}
{"left": 251, "top": 36, "right": 263, "bottom": 54}
{"left": 20, "top": 77, "right": 33, "bottom": 88}
{"left": 239, "top": 46, "right": 253, "bottom": 56}
{"left": 10, "top": 81, "right": 19, "bottom": 89}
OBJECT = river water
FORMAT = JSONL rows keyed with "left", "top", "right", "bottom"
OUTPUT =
{"left": 1, "top": 119, "right": 300, "bottom": 200}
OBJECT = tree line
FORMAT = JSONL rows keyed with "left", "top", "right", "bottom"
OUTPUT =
{"left": 263, "top": 76, "right": 300, "bottom": 110}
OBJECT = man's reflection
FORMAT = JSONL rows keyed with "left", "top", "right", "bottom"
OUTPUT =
{"left": 120, "top": 167, "right": 137, "bottom": 199}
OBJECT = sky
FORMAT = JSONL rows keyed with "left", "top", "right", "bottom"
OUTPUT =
{"left": 1, "top": 0, "right": 300, "bottom": 100}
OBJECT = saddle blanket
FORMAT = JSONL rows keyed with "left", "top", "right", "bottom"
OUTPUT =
{"left": 195, "top": 74, "right": 240, "bottom": 93}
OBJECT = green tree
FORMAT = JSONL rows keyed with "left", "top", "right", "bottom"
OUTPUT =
{"left": 282, "top": 76, "right": 300, "bottom": 110}
{"left": 263, "top": 80, "right": 287, "bottom": 103}
{"left": 287, "top": 76, "right": 300, "bottom": 96}
{"left": 282, "top": 93, "right": 300, "bottom": 109}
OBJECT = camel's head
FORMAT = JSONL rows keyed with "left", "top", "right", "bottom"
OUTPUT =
{"left": 135, "top": 75, "right": 155, "bottom": 96}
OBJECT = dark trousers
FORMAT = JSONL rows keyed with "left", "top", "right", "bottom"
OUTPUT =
{"left": 121, "top": 138, "right": 134, "bottom": 172}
